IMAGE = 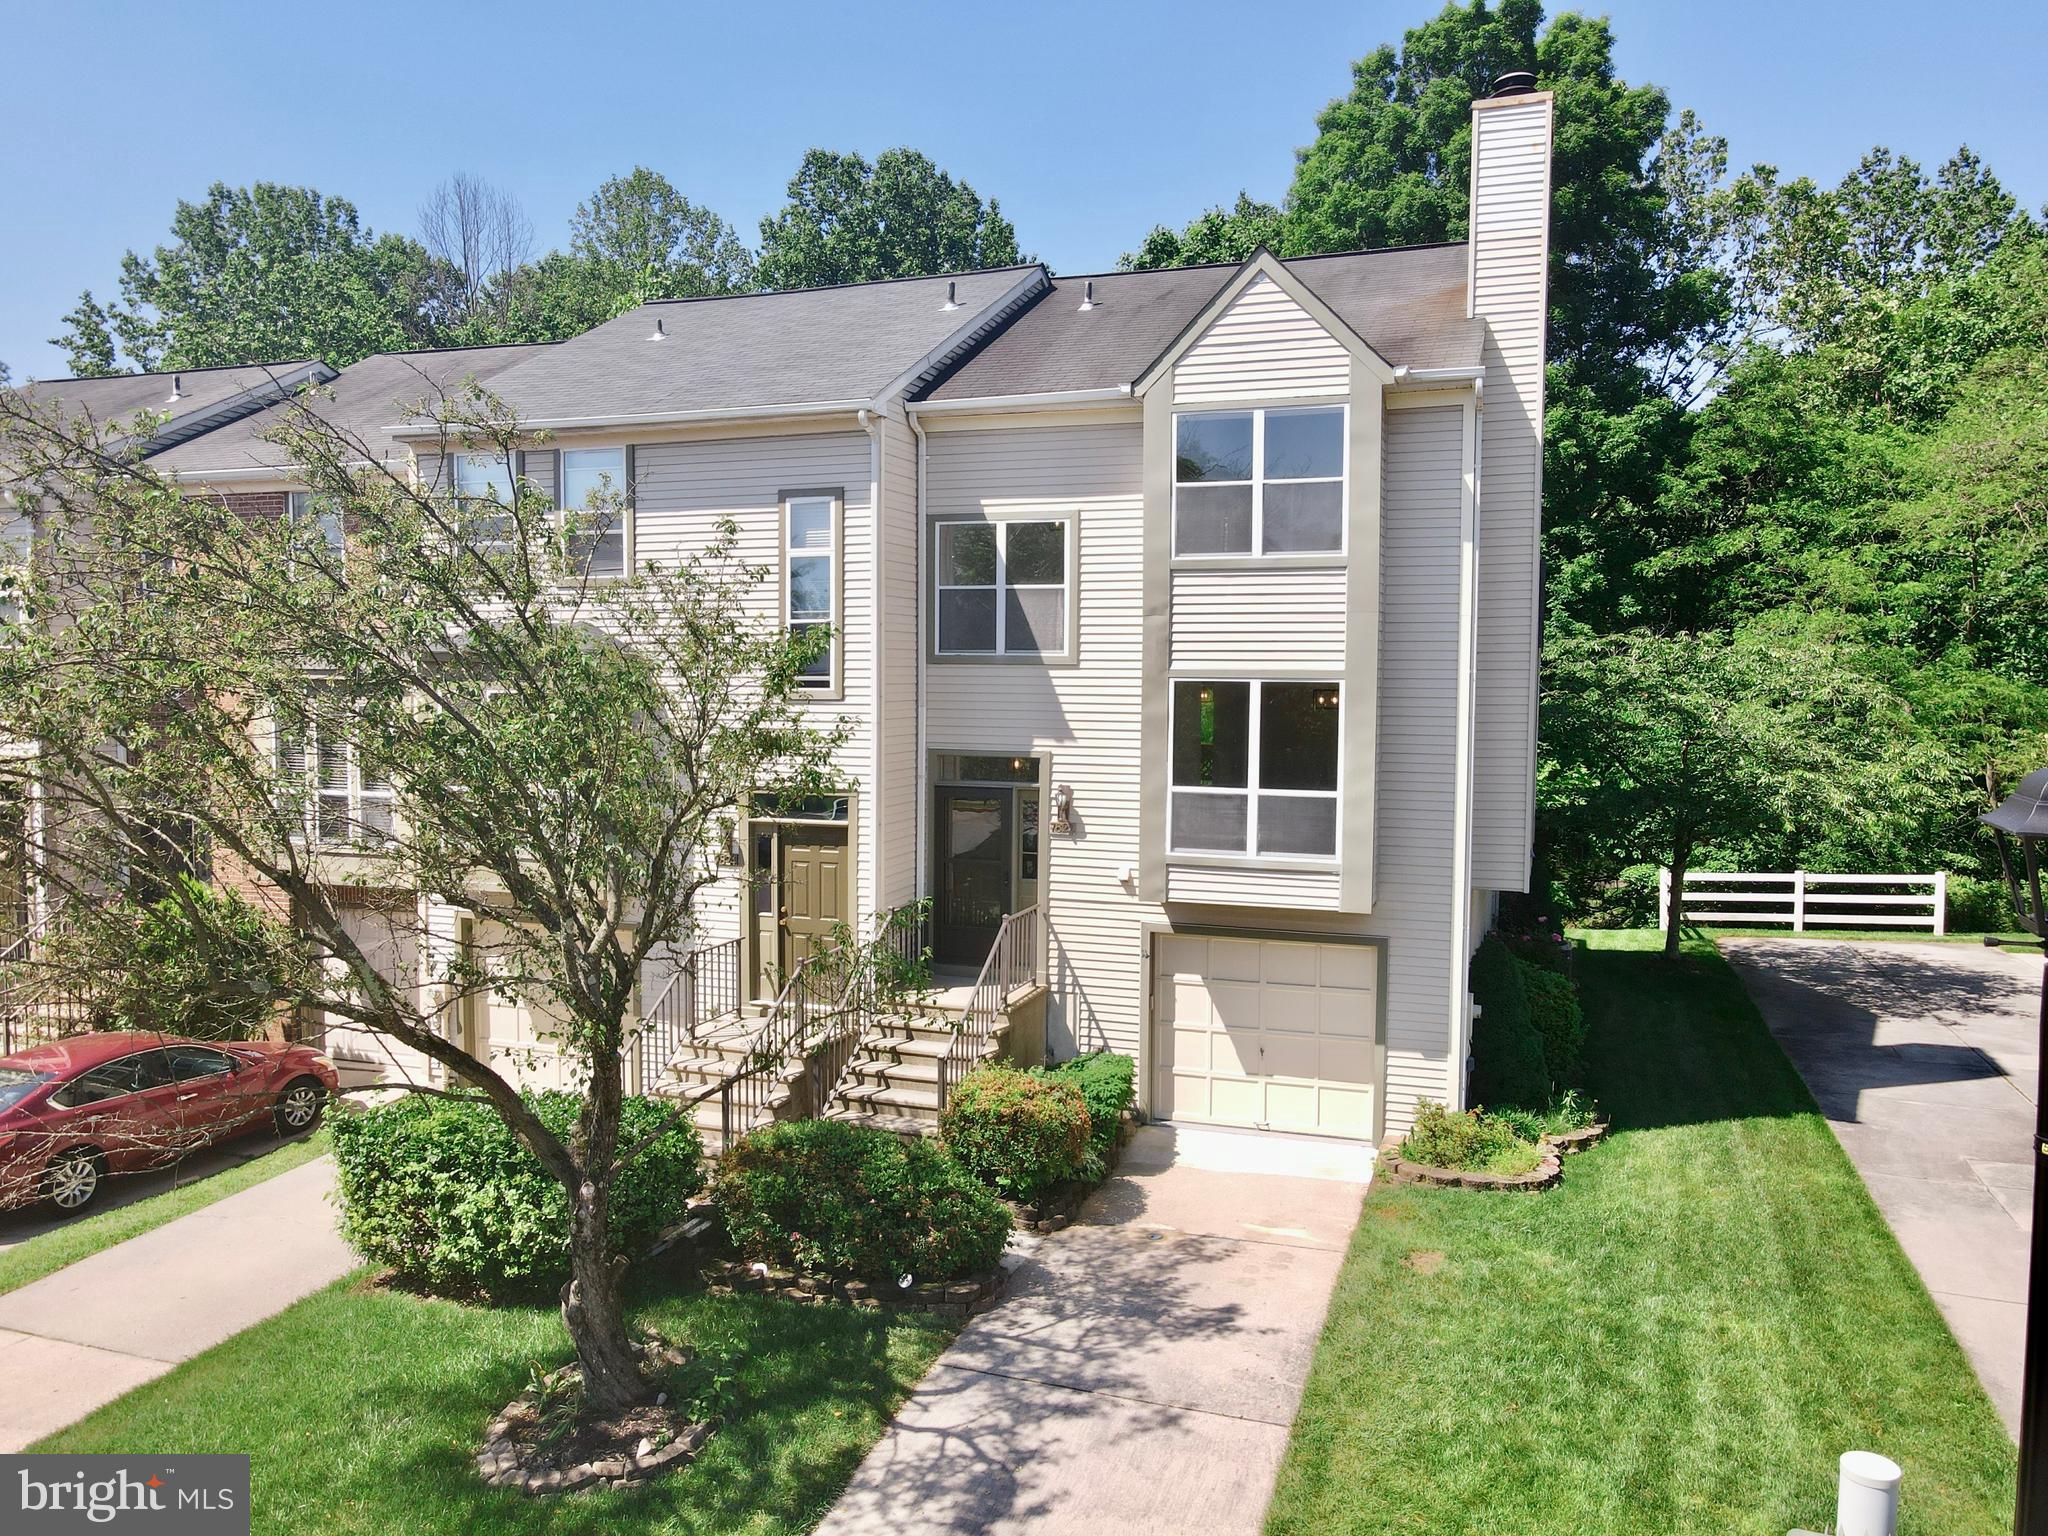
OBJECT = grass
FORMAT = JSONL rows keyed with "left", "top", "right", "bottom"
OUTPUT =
{"left": 1266, "top": 929, "right": 2017, "bottom": 1536}
{"left": 0, "top": 1127, "right": 330, "bottom": 1297}
{"left": 36, "top": 1264, "right": 954, "bottom": 1535}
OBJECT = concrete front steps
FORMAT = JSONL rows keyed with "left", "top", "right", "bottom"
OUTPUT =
{"left": 647, "top": 1009, "right": 799, "bottom": 1150}
{"left": 823, "top": 1007, "right": 1009, "bottom": 1134}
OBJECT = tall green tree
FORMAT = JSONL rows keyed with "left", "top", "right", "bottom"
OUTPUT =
{"left": 52, "top": 184, "right": 457, "bottom": 373}
{"left": 756, "top": 148, "right": 1023, "bottom": 291}
{"left": 568, "top": 166, "right": 755, "bottom": 298}
{"left": 1121, "top": 193, "right": 1283, "bottom": 272}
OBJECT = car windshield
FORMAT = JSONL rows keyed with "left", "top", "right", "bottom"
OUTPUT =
{"left": 0, "top": 1068, "right": 52, "bottom": 1113}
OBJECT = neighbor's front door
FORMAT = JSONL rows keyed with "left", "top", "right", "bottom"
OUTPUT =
{"left": 935, "top": 789, "right": 1013, "bottom": 969}
{"left": 777, "top": 826, "right": 848, "bottom": 979}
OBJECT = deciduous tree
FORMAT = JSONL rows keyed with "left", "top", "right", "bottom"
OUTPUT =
{"left": 757, "top": 148, "right": 1022, "bottom": 290}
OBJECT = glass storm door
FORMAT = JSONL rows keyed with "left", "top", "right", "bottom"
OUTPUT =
{"left": 935, "top": 789, "right": 1013, "bottom": 968}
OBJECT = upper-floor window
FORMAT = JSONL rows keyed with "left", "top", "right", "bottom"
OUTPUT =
{"left": 286, "top": 492, "right": 344, "bottom": 563}
{"left": 1169, "top": 679, "right": 1340, "bottom": 858}
{"left": 452, "top": 448, "right": 516, "bottom": 556}
{"left": 560, "top": 447, "right": 628, "bottom": 578}
{"left": 934, "top": 519, "right": 1071, "bottom": 657}
{"left": 277, "top": 709, "right": 395, "bottom": 849}
{"left": 785, "top": 494, "right": 838, "bottom": 690}
{"left": 1173, "top": 406, "right": 1345, "bottom": 557}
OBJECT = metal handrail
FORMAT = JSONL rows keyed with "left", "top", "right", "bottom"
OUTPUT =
{"left": 804, "top": 902, "right": 930, "bottom": 1117}
{"left": 936, "top": 904, "right": 1040, "bottom": 1110}
{"left": 714, "top": 950, "right": 832, "bottom": 1143}
{"left": 632, "top": 935, "right": 740, "bottom": 1095}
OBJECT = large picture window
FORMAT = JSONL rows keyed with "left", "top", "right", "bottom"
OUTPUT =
{"left": 934, "top": 519, "right": 1070, "bottom": 656}
{"left": 785, "top": 494, "right": 838, "bottom": 689}
{"left": 1169, "top": 679, "right": 1340, "bottom": 857}
{"left": 560, "top": 447, "right": 628, "bottom": 577}
{"left": 452, "top": 448, "right": 516, "bottom": 556}
{"left": 1173, "top": 406, "right": 1345, "bottom": 557}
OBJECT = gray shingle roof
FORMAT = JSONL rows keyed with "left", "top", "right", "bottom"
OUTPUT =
{"left": 919, "top": 244, "right": 1481, "bottom": 401}
{"left": 149, "top": 343, "right": 551, "bottom": 475}
{"left": 13, "top": 360, "right": 331, "bottom": 455}
{"left": 455, "top": 267, "right": 1042, "bottom": 428}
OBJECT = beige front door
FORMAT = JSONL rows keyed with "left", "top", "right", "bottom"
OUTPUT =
{"left": 752, "top": 824, "right": 849, "bottom": 996}
{"left": 1151, "top": 934, "right": 1379, "bottom": 1139}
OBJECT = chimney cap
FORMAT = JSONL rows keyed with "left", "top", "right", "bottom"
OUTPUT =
{"left": 1488, "top": 70, "right": 1538, "bottom": 98}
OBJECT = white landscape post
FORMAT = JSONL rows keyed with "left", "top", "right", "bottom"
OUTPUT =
{"left": 1835, "top": 1450, "right": 1902, "bottom": 1536}
{"left": 1659, "top": 867, "right": 1671, "bottom": 933}
{"left": 1793, "top": 870, "right": 1807, "bottom": 934}
{"left": 1934, "top": 870, "right": 1948, "bottom": 936}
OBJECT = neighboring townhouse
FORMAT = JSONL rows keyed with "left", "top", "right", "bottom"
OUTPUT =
{"left": 10, "top": 79, "right": 1553, "bottom": 1140}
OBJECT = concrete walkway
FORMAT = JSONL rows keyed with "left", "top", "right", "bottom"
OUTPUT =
{"left": 1723, "top": 938, "right": 2041, "bottom": 1436}
{"left": 816, "top": 1124, "right": 1372, "bottom": 1536}
{"left": 0, "top": 1156, "right": 353, "bottom": 1449}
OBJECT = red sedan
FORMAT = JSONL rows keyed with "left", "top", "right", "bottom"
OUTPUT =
{"left": 0, "top": 1032, "right": 339, "bottom": 1216}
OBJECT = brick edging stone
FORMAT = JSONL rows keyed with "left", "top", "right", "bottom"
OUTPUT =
{"left": 1377, "top": 1119, "right": 1610, "bottom": 1192}
{"left": 699, "top": 1261, "right": 1004, "bottom": 1317}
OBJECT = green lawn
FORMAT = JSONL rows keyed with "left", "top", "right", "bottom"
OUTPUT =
{"left": 0, "top": 1128, "right": 330, "bottom": 1297}
{"left": 37, "top": 1267, "right": 953, "bottom": 1536}
{"left": 1267, "top": 929, "right": 2017, "bottom": 1536}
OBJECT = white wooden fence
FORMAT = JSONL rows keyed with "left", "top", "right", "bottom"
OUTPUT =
{"left": 1659, "top": 869, "right": 1948, "bottom": 935}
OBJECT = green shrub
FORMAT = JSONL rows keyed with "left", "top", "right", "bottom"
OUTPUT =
{"left": 1947, "top": 873, "right": 2014, "bottom": 934}
{"left": 1469, "top": 933, "right": 1548, "bottom": 1111}
{"left": 329, "top": 1091, "right": 702, "bottom": 1295}
{"left": 1516, "top": 959, "right": 1586, "bottom": 1088}
{"left": 939, "top": 1065, "right": 1089, "bottom": 1201}
{"left": 718, "top": 1118, "right": 1010, "bottom": 1282}
{"left": 1487, "top": 1088, "right": 1599, "bottom": 1142}
{"left": 1398, "top": 1101, "right": 1542, "bottom": 1177}
{"left": 1038, "top": 1051, "right": 1136, "bottom": 1181}
{"left": 1580, "top": 863, "right": 1662, "bottom": 929}
{"left": 55, "top": 874, "right": 307, "bottom": 1040}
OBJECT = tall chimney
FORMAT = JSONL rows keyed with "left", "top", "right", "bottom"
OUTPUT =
{"left": 1465, "top": 81, "right": 1553, "bottom": 894}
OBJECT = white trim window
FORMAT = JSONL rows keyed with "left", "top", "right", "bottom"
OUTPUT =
{"left": 560, "top": 447, "right": 628, "bottom": 578}
{"left": 934, "top": 519, "right": 1071, "bottom": 656}
{"left": 277, "top": 710, "right": 395, "bottom": 848}
{"left": 785, "top": 495, "right": 837, "bottom": 688}
{"left": 1169, "top": 679, "right": 1341, "bottom": 857}
{"left": 1173, "top": 405, "right": 1346, "bottom": 557}
{"left": 286, "top": 491, "right": 344, "bottom": 565}
{"left": 452, "top": 448, "right": 516, "bottom": 556}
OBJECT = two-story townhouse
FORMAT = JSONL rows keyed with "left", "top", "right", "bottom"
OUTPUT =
{"left": 26, "top": 79, "right": 1552, "bottom": 1139}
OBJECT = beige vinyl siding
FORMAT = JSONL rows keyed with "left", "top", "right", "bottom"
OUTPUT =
{"left": 1469, "top": 96, "right": 1552, "bottom": 893}
{"left": 924, "top": 422, "right": 1146, "bottom": 1057}
{"left": 1165, "top": 865, "right": 1342, "bottom": 909}
{"left": 1173, "top": 274, "right": 1351, "bottom": 403}
{"left": 1371, "top": 405, "right": 1467, "bottom": 1123}
{"left": 518, "top": 448, "right": 557, "bottom": 502}
{"left": 1168, "top": 566, "right": 1346, "bottom": 669}
{"left": 633, "top": 430, "right": 880, "bottom": 919}
{"left": 874, "top": 412, "right": 920, "bottom": 908}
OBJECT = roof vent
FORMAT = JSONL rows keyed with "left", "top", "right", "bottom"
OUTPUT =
{"left": 1078, "top": 280, "right": 1096, "bottom": 313}
{"left": 166, "top": 373, "right": 184, "bottom": 403}
{"left": 647, "top": 317, "right": 666, "bottom": 342}
{"left": 1488, "top": 70, "right": 1537, "bottom": 98}
{"left": 942, "top": 280, "right": 961, "bottom": 312}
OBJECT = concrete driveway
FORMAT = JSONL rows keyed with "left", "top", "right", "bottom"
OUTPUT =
{"left": 816, "top": 1124, "right": 1372, "bottom": 1536}
{"left": 0, "top": 1155, "right": 353, "bottom": 1449}
{"left": 1723, "top": 937, "right": 2041, "bottom": 1435}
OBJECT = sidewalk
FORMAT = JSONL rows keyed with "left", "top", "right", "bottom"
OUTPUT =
{"left": 0, "top": 1156, "right": 353, "bottom": 1449}
{"left": 815, "top": 1124, "right": 1372, "bottom": 1536}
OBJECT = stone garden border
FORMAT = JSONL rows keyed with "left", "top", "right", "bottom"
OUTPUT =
{"left": 1377, "top": 1118, "right": 1610, "bottom": 1192}
{"left": 1002, "top": 1106, "right": 1141, "bottom": 1233}
{"left": 699, "top": 1260, "right": 1004, "bottom": 1317}
{"left": 475, "top": 1339, "right": 708, "bottom": 1496}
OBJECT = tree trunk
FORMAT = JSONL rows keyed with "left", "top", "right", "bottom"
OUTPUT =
{"left": 561, "top": 1175, "right": 649, "bottom": 1412}
{"left": 1665, "top": 841, "right": 1690, "bottom": 958}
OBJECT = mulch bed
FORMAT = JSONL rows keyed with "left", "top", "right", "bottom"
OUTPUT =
{"left": 698, "top": 1260, "right": 1003, "bottom": 1316}
{"left": 1377, "top": 1118, "right": 1611, "bottom": 1192}
{"left": 476, "top": 1335, "right": 709, "bottom": 1495}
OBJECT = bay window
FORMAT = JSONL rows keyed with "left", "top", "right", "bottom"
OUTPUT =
{"left": 934, "top": 518, "right": 1071, "bottom": 657}
{"left": 560, "top": 447, "right": 628, "bottom": 577}
{"left": 1173, "top": 405, "right": 1345, "bottom": 557}
{"left": 1169, "top": 679, "right": 1341, "bottom": 857}
{"left": 785, "top": 494, "right": 838, "bottom": 689}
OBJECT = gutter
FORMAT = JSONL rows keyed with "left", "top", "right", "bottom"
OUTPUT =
{"left": 1391, "top": 364, "right": 1486, "bottom": 394}
{"left": 1445, "top": 398, "right": 1484, "bottom": 1109}
{"left": 909, "top": 409, "right": 931, "bottom": 907}
{"left": 384, "top": 397, "right": 874, "bottom": 438}
{"left": 906, "top": 384, "right": 1134, "bottom": 416}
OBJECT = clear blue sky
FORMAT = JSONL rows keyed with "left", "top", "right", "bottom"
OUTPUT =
{"left": 5, "top": 0, "right": 2044, "bottom": 380}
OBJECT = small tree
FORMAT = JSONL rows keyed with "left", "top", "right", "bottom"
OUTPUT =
{"left": 0, "top": 380, "right": 849, "bottom": 1410}
{"left": 1541, "top": 627, "right": 1955, "bottom": 955}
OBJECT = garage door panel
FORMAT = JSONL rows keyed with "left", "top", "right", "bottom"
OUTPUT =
{"left": 1150, "top": 935, "right": 1380, "bottom": 1142}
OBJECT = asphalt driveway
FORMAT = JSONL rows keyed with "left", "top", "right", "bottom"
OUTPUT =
{"left": 816, "top": 1123, "right": 1373, "bottom": 1536}
{"left": 1722, "top": 937, "right": 2041, "bottom": 1435}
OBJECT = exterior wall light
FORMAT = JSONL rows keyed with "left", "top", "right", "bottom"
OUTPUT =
{"left": 1049, "top": 783, "right": 1073, "bottom": 835}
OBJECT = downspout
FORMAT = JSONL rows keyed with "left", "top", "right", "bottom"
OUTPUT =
{"left": 1446, "top": 391, "right": 1484, "bottom": 1110}
{"left": 860, "top": 407, "right": 883, "bottom": 922}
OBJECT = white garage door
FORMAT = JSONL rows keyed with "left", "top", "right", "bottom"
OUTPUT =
{"left": 1151, "top": 934, "right": 1379, "bottom": 1139}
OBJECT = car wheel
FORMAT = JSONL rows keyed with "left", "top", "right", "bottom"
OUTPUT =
{"left": 275, "top": 1077, "right": 326, "bottom": 1136}
{"left": 44, "top": 1148, "right": 106, "bottom": 1216}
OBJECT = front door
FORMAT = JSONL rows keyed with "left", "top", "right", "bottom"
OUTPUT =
{"left": 935, "top": 789, "right": 1013, "bottom": 969}
{"left": 777, "top": 826, "right": 848, "bottom": 979}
